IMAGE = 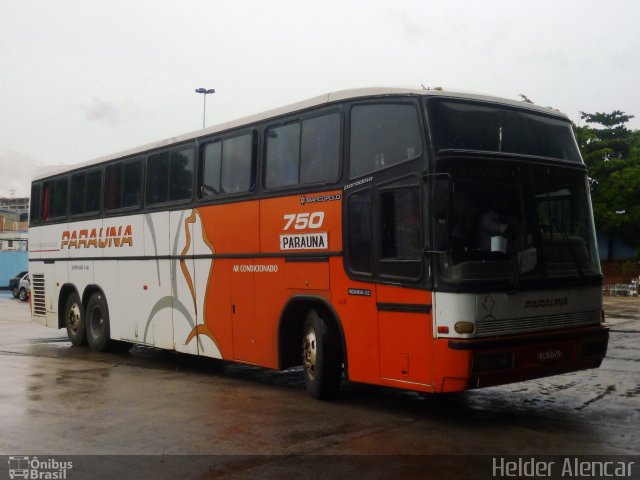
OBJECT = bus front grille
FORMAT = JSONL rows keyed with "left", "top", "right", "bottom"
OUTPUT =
{"left": 32, "top": 274, "right": 46, "bottom": 316}
{"left": 476, "top": 310, "right": 601, "bottom": 335}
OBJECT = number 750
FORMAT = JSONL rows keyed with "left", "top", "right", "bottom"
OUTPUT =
{"left": 283, "top": 212, "right": 324, "bottom": 230}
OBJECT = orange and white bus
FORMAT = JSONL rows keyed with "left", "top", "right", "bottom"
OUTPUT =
{"left": 28, "top": 88, "right": 608, "bottom": 399}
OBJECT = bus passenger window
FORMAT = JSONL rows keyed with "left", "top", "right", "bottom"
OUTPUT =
{"left": 147, "top": 152, "right": 170, "bottom": 205}
{"left": 169, "top": 148, "right": 194, "bottom": 202}
{"left": 221, "top": 134, "right": 253, "bottom": 194}
{"left": 350, "top": 104, "right": 422, "bottom": 178}
{"left": 105, "top": 164, "right": 122, "bottom": 210}
{"left": 70, "top": 172, "right": 87, "bottom": 216}
{"left": 265, "top": 123, "right": 300, "bottom": 189}
{"left": 71, "top": 169, "right": 102, "bottom": 216}
{"left": 122, "top": 160, "right": 142, "bottom": 208}
{"left": 301, "top": 113, "right": 340, "bottom": 184}
{"left": 42, "top": 177, "right": 68, "bottom": 220}
{"left": 202, "top": 141, "right": 222, "bottom": 196}
{"left": 30, "top": 183, "right": 41, "bottom": 224}
{"left": 85, "top": 170, "right": 102, "bottom": 213}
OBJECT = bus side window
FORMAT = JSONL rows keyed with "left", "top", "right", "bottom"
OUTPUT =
{"left": 147, "top": 152, "right": 170, "bottom": 205}
{"left": 265, "top": 123, "right": 300, "bottom": 189}
{"left": 221, "top": 133, "right": 253, "bottom": 194}
{"left": 71, "top": 169, "right": 102, "bottom": 216}
{"left": 42, "top": 177, "right": 68, "bottom": 221}
{"left": 70, "top": 172, "right": 86, "bottom": 216}
{"left": 379, "top": 186, "right": 422, "bottom": 279}
{"left": 122, "top": 160, "right": 142, "bottom": 208}
{"left": 350, "top": 104, "right": 422, "bottom": 178}
{"left": 300, "top": 113, "right": 340, "bottom": 184}
{"left": 85, "top": 170, "right": 102, "bottom": 213}
{"left": 202, "top": 141, "right": 222, "bottom": 196}
{"left": 169, "top": 148, "right": 194, "bottom": 202}
{"left": 347, "top": 189, "right": 373, "bottom": 275}
{"left": 30, "top": 183, "right": 41, "bottom": 224}
{"left": 105, "top": 163, "right": 122, "bottom": 210}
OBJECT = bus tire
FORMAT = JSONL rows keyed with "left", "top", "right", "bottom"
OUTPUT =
{"left": 86, "top": 292, "right": 111, "bottom": 352}
{"left": 64, "top": 292, "right": 86, "bottom": 346}
{"left": 302, "top": 309, "right": 341, "bottom": 400}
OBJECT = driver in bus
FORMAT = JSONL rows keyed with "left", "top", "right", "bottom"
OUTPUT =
{"left": 478, "top": 193, "right": 513, "bottom": 255}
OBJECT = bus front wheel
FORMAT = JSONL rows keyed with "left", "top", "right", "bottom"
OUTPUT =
{"left": 64, "top": 292, "right": 86, "bottom": 346}
{"left": 302, "top": 309, "right": 341, "bottom": 400}
{"left": 86, "top": 292, "right": 111, "bottom": 352}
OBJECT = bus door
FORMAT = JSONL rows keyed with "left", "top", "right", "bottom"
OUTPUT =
{"left": 344, "top": 174, "right": 433, "bottom": 387}
{"left": 375, "top": 178, "right": 433, "bottom": 388}
{"left": 344, "top": 98, "right": 433, "bottom": 387}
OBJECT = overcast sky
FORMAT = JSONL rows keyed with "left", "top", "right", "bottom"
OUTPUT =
{"left": 1, "top": 0, "right": 639, "bottom": 197}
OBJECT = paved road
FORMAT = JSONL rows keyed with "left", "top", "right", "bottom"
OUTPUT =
{"left": 0, "top": 291, "right": 637, "bottom": 478}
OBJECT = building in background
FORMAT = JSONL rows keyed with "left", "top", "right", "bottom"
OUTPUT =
{"left": 0, "top": 196, "right": 29, "bottom": 287}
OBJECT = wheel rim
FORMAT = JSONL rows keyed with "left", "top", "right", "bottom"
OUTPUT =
{"left": 67, "top": 303, "right": 81, "bottom": 335}
{"left": 303, "top": 328, "right": 317, "bottom": 381}
{"left": 89, "top": 305, "right": 104, "bottom": 339}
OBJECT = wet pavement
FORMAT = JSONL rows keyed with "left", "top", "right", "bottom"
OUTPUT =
{"left": 0, "top": 290, "right": 638, "bottom": 476}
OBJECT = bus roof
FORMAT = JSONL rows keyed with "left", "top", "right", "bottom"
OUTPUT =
{"left": 33, "top": 87, "right": 571, "bottom": 181}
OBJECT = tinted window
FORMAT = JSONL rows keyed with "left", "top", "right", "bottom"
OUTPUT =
{"left": 105, "top": 159, "right": 142, "bottom": 211}
{"left": 30, "top": 183, "right": 41, "bottom": 224}
{"left": 350, "top": 104, "right": 422, "bottom": 177}
{"left": 221, "top": 134, "right": 253, "bottom": 194}
{"left": 347, "top": 189, "right": 372, "bottom": 274}
{"left": 265, "top": 123, "right": 300, "bottom": 189}
{"left": 380, "top": 187, "right": 422, "bottom": 278}
{"left": 71, "top": 169, "right": 102, "bottom": 216}
{"left": 42, "top": 177, "right": 68, "bottom": 220}
{"left": 202, "top": 141, "right": 222, "bottom": 196}
{"left": 265, "top": 113, "right": 341, "bottom": 189}
{"left": 147, "top": 147, "right": 194, "bottom": 205}
{"left": 122, "top": 161, "right": 143, "bottom": 208}
{"left": 427, "top": 99, "right": 581, "bottom": 161}
{"left": 169, "top": 149, "right": 194, "bottom": 201}
{"left": 301, "top": 113, "right": 340, "bottom": 184}
{"left": 202, "top": 134, "right": 253, "bottom": 197}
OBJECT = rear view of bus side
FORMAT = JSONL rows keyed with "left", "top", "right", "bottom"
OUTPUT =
{"left": 28, "top": 88, "right": 609, "bottom": 399}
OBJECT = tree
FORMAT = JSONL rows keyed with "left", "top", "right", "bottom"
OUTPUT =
{"left": 574, "top": 111, "right": 640, "bottom": 257}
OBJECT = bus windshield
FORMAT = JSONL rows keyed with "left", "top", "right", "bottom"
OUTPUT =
{"left": 439, "top": 161, "right": 601, "bottom": 287}
{"left": 427, "top": 98, "right": 582, "bottom": 162}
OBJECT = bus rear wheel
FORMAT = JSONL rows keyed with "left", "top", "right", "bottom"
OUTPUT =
{"left": 64, "top": 292, "right": 86, "bottom": 346}
{"left": 302, "top": 309, "right": 341, "bottom": 400}
{"left": 86, "top": 292, "right": 111, "bottom": 352}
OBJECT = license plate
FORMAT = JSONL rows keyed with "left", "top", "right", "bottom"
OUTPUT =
{"left": 537, "top": 347, "right": 564, "bottom": 362}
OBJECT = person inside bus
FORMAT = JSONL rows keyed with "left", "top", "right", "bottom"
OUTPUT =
{"left": 478, "top": 193, "right": 514, "bottom": 255}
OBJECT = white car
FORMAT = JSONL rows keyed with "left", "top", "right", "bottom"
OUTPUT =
{"left": 18, "top": 273, "right": 30, "bottom": 302}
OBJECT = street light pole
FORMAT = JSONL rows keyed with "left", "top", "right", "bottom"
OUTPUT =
{"left": 195, "top": 87, "right": 215, "bottom": 128}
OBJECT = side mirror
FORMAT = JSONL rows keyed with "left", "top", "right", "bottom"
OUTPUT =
{"left": 425, "top": 173, "right": 452, "bottom": 253}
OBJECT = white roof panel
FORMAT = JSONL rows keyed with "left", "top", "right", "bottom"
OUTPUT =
{"left": 32, "top": 87, "right": 570, "bottom": 181}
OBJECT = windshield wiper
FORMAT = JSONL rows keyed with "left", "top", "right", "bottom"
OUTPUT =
{"left": 549, "top": 217, "right": 585, "bottom": 281}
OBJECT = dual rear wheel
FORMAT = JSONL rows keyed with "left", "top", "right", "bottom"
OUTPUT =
{"left": 64, "top": 291, "right": 110, "bottom": 352}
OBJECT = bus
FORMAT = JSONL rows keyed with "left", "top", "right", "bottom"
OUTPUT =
{"left": 28, "top": 88, "right": 609, "bottom": 399}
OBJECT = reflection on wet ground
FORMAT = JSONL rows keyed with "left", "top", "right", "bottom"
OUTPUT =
{"left": 0, "top": 295, "right": 638, "bottom": 457}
